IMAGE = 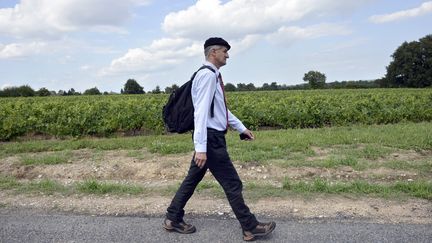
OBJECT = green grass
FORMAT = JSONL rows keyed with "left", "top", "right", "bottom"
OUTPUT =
{"left": 151, "top": 178, "right": 432, "bottom": 200}
{"left": 20, "top": 151, "right": 72, "bottom": 165}
{"left": 76, "top": 180, "right": 144, "bottom": 195}
{"left": 1, "top": 122, "right": 431, "bottom": 160}
{"left": 269, "top": 153, "right": 431, "bottom": 173}
{"left": 0, "top": 176, "right": 144, "bottom": 196}
{"left": 1, "top": 175, "right": 431, "bottom": 200}
{"left": 0, "top": 133, "right": 193, "bottom": 158}
{"left": 0, "top": 176, "right": 21, "bottom": 189}
{"left": 270, "top": 155, "right": 361, "bottom": 169}
{"left": 21, "top": 179, "right": 68, "bottom": 195}
{"left": 321, "top": 155, "right": 359, "bottom": 168}
{"left": 196, "top": 180, "right": 219, "bottom": 191}
{"left": 383, "top": 159, "right": 432, "bottom": 172}
{"left": 184, "top": 179, "right": 432, "bottom": 200}
{"left": 327, "top": 144, "right": 395, "bottom": 161}
{"left": 126, "top": 150, "right": 147, "bottom": 159}
{"left": 0, "top": 176, "right": 67, "bottom": 195}
{"left": 359, "top": 145, "right": 394, "bottom": 160}
{"left": 243, "top": 182, "right": 291, "bottom": 200}
{"left": 229, "top": 122, "right": 432, "bottom": 163}
{"left": 282, "top": 178, "right": 432, "bottom": 200}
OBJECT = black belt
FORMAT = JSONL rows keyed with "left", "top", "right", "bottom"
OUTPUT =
{"left": 207, "top": 127, "right": 227, "bottom": 134}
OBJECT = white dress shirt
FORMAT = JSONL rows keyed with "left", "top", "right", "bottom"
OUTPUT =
{"left": 192, "top": 61, "right": 247, "bottom": 152}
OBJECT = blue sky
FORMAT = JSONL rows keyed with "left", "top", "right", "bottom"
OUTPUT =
{"left": 0, "top": 0, "right": 431, "bottom": 93}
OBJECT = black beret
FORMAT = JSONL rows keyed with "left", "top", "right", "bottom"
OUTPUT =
{"left": 204, "top": 37, "right": 231, "bottom": 50}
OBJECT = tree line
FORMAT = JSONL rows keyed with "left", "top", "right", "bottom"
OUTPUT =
{"left": 0, "top": 78, "right": 382, "bottom": 97}
{"left": 1, "top": 34, "right": 430, "bottom": 97}
{"left": 0, "top": 86, "right": 105, "bottom": 97}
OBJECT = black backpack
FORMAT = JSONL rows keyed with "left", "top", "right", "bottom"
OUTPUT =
{"left": 163, "top": 65, "right": 216, "bottom": 133}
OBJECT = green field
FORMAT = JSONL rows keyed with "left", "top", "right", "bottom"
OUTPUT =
{"left": 1, "top": 89, "right": 431, "bottom": 140}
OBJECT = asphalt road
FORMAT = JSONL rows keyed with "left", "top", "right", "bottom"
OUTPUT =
{"left": 1, "top": 208, "right": 431, "bottom": 243}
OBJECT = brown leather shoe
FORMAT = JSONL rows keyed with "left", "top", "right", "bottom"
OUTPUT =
{"left": 243, "top": 221, "right": 276, "bottom": 241}
{"left": 163, "top": 218, "right": 196, "bottom": 234}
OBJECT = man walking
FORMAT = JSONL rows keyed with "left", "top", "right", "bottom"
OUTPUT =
{"left": 163, "top": 37, "right": 276, "bottom": 241}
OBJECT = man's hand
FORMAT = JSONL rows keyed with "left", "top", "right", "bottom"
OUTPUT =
{"left": 194, "top": 152, "right": 207, "bottom": 169}
{"left": 241, "top": 129, "right": 255, "bottom": 141}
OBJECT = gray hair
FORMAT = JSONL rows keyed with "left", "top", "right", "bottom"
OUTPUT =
{"left": 204, "top": 45, "right": 224, "bottom": 60}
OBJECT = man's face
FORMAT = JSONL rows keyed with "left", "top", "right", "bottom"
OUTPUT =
{"left": 213, "top": 47, "right": 229, "bottom": 67}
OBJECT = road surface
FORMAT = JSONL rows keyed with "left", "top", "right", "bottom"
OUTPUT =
{"left": 1, "top": 208, "right": 431, "bottom": 242}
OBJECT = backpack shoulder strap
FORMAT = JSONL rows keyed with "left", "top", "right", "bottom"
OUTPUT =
{"left": 191, "top": 65, "right": 218, "bottom": 118}
{"left": 190, "top": 65, "right": 216, "bottom": 80}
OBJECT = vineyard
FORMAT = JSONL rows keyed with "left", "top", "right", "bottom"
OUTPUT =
{"left": 1, "top": 89, "right": 431, "bottom": 141}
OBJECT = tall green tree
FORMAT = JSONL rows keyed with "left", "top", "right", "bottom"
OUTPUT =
{"left": 151, "top": 85, "right": 161, "bottom": 94}
{"left": 0, "top": 85, "right": 35, "bottom": 97}
{"left": 303, "top": 71, "right": 326, "bottom": 89}
{"left": 237, "top": 83, "right": 247, "bottom": 91}
{"left": 261, "top": 83, "right": 271, "bottom": 90}
{"left": 123, "top": 79, "right": 144, "bottom": 94}
{"left": 83, "top": 87, "right": 101, "bottom": 95}
{"left": 224, "top": 83, "right": 236, "bottom": 92}
{"left": 67, "top": 88, "right": 80, "bottom": 96}
{"left": 0, "top": 87, "right": 18, "bottom": 97}
{"left": 17, "top": 85, "right": 35, "bottom": 96}
{"left": 246, "top": 83, "right": 256, "bottom": 91}
{"left": 270, "top": 82, "right": 279, "bottom": 90}
{"left": 37, "top": 87, "right": 51, "bottom": 96}
{"left": 383, "top": 34, "right": 432, "bottom": 88}
{"left": 164, "top": 84, "right": 179, "bottom": 94}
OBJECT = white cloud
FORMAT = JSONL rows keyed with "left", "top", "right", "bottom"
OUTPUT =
{"left": 0, "top": 0, "right": 151, "bottom": 39}
{"left": 228, "top": 35, "right": 262, "bottom": 54}
{"left": 162, "top": 0, "right": 367, "bottom": 39}
{"left": 101, "top": 0, "right": 365, "bottom": 76}
{"left": 105, "top": 22, "right": 348, "bottom": 72}
{"left": 369, "top": 1, "right": 432, "bottom": 23}
{"left": 267, "top": 23, "right": 352, "bottom": 46}
{"left": 0, "top": 42, "right": 47, "bottom": 59}
{"left": 99, "top": 34, "right": 264, "bottom": 76}
{"left": 99, "top": 38, "right": 202, "bottom": 76}
{"left": 148, "top": 38, "right": 194, "bottom": 51}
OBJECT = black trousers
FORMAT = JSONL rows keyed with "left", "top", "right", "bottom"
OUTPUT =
{"left": 166, "top": 128, "right": 259, "bottom": 231}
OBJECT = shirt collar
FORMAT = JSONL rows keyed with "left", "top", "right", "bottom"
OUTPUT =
{"left": 203, "top": 61, "right": 220, "bottom": 76}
